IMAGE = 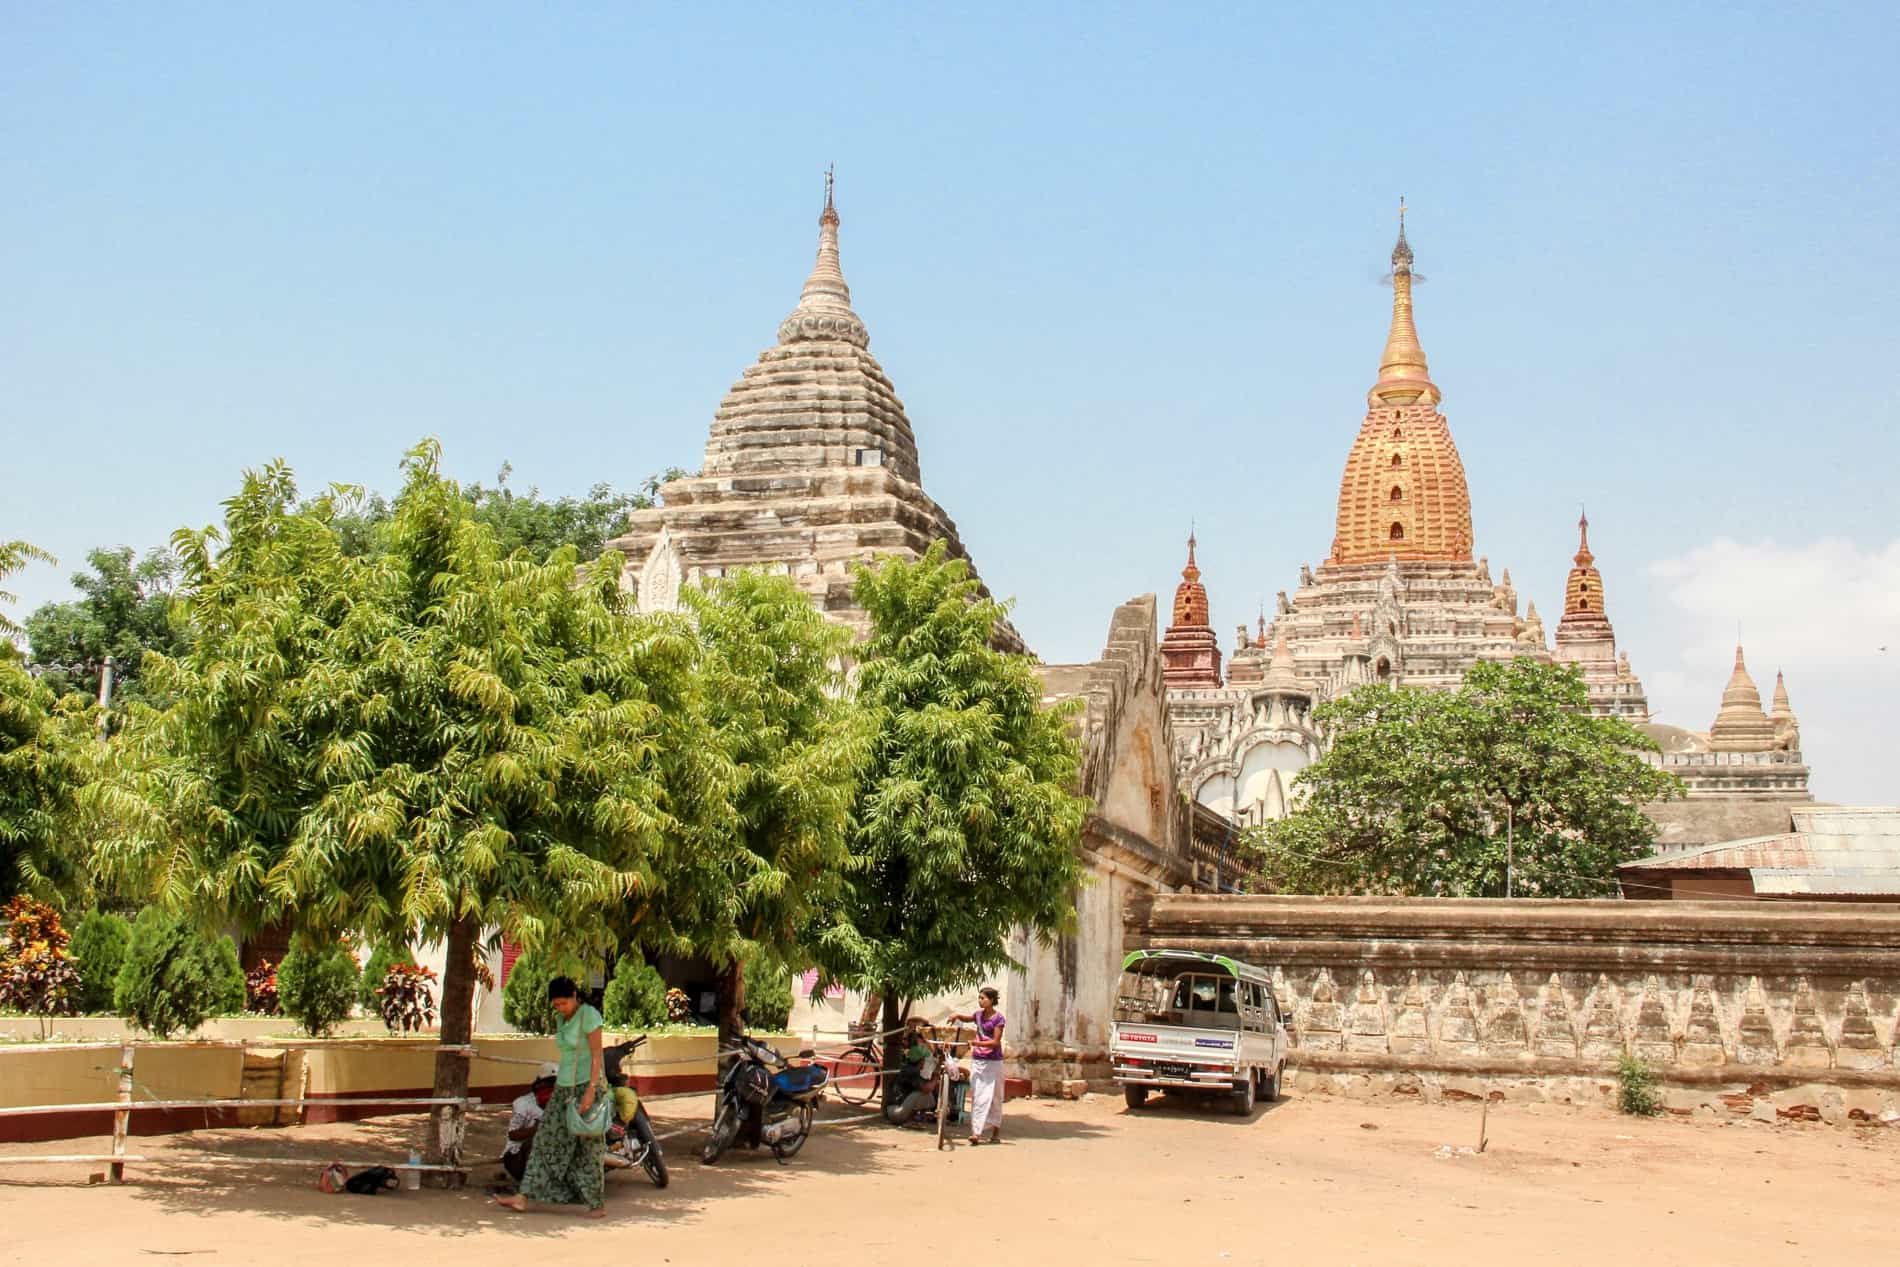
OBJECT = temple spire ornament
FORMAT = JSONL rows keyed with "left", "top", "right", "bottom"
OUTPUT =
{"left": 779, "top": 167, "right": 867, "bottom": 349}
{"left": 1373, "top": 197, "right": 1438, "bottom": 408}
{"left": 1709, "top": 645, "right": 1778, "bottom": 752}
{"left": 1160, "top": 530, "right": 1223, "bottom": 689}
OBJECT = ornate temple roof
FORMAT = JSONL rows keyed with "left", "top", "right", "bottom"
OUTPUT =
{"left": 1260, "top": 634, "right": 1303, "bottom": 695}
{"left": 1330, "top": 208, "right": 1474, "bottom": 566}
{"left": 1160, "top": 533, "right": 1223, "bottom": 689}
{"left": 701, "top": 174, "right": 923, "bottom": 485}
{"left": 1709, "top": 645, "right": 1779, "bottom": 752}
{"left": 1557, "top": 512, "right": 1611, "bottom": 630}
{"left": 607, "top": 179, "right": 1014, "bottom": 648}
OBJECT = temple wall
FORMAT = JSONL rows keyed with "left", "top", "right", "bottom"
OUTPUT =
{"left": 1126, "top": 894, "right": 1900, "bottom": 1122}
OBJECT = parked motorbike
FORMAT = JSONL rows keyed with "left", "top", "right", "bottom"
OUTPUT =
{"left": 701, "top": 1035, "right": 829, "bottom": 1165}
{"left": 601, "top": 1037, "right": 669, "bottom": 1188}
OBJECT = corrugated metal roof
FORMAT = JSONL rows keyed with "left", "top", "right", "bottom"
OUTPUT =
{"left": 1621, "top": 807, "right": 1900, "bottom": 897}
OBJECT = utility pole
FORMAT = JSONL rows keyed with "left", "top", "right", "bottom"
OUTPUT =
{"left": 96, "top": 654, "right": 114, "bottom": 740}
{"left": 1505, "top": 801, "right": 1514, "bottom": 899}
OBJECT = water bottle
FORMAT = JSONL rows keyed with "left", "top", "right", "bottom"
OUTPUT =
{"left": 404, "top": 1149, "right": 422, "bottom": 1190}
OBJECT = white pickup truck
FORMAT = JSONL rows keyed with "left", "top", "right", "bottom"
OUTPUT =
{"left": 1110, "top": 949, "right": 1289, "bottom": 1116}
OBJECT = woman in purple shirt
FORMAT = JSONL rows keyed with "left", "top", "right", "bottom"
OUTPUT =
{"left": 949, "top": 986, "right": 1005, "bottom": 1145}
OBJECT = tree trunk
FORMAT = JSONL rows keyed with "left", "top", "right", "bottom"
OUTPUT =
{"left": 715, "top": 958, "right": 746, "bottom": 1074}
{"left": 879, "top": 987, "right": 903, "bottom": 1107}
{"left": 424, "top": 916, "right": 478, "bottom": 1181}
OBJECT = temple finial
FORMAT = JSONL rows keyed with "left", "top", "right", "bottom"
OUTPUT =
{"left": 824, "top": 163, "right": 835, "bottom": 212}
{"left": 1373, "top": 202, "right": 1434, "bottom": 405}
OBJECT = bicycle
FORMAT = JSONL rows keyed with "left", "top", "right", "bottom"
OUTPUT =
{"left": 829, "top": 1026, "right": 883, "bottom": 1107}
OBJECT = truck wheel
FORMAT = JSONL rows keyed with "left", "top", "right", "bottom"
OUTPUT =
{"left": 1263, "top": 1064, "right": 1282, "bottom": 1103}
{"left": 1123, "top": 1085, "right": 1148, "bottom": 1111}
{"left": 1232, "top": 1073, "right": 1256, "bottom": 1117}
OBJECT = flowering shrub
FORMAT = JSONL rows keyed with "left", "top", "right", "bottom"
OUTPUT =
{"left": 245, "top": 960, "right": 280, "bottom": 1015}
{"left": 376, "top": 961, "right": 438, "bottom": 1033}
{"left": 0, "top": 897, "right": 81, "bottom": 1034}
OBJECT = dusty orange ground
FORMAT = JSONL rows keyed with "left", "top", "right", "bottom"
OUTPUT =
{"left": 2, "top": 1090, "right": 1894, "bottom": 1266}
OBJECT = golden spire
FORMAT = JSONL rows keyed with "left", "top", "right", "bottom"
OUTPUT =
{"left": 1574, "top": 509, "right": 1594, "bottom": 567}
{"left": 1372, "top": 198, "right": 1439, "bottom": 407}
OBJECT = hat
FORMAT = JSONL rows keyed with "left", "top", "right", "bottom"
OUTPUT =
{"left": 534, "top": 1061, "right": 559, "bottom": 1083}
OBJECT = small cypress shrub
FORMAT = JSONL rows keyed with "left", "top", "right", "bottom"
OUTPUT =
{"left": 277, "top": 941, "right": 361, "bottom": 1037}
{"left": 69, "top": 911, "right": 131, "bottom": 1014}
{"left": 744, "top": 959, "right": 794, "bottom": 1031}
{"left": 1617, "top": 1051, "right": 1660, "bottom": 1116}
{"left": 113, "top": 908, "right": 225, "bottom": 1039}
{"left": 601, "top": 955, "right": 668, "bottom": 1030}
{"left": 212, "top": 935, "right": 246, "bottom": 1015}
{"left": 501, "top": 949, "right": 586, "bottom": 1035}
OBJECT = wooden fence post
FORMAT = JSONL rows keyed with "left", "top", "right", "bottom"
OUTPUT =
{"left": 110, "top": 1044, "right": 134, "bottom": 1183}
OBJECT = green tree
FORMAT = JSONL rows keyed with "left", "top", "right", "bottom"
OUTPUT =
{"left": 634, "top": 569, "right": 861, "bottom": 1058}
{"left": 70, "top": 910, "right": 132, "bottom": 1013}
{"left": 501, "top": 947, "right": 589, "bottom": 1036}
{"left": 825, "top": 543, "right": 1089, "bottom": 1083}
{"left": 276, "top": 940, "right": 361, "bottom": 1036}
{"left": 600, "top": 954, "right": 668, "bottom": 1030}
{"left": 112, "top": 907, "right": 225, "bottom": 1038}
{"left": 1, "top": 541, "right": 95, "bottom": 903}
{"left": 23, "top": 546, "right": 187, "bottom": 710}
{"left": 1250, "top": 659, "right": 1680, "bottom": 898}
{"left": 324, "top": 465, "right": 687, "bottom": 563}
{"left": 91, "top": 441, "right": 726, "bottom": 1166}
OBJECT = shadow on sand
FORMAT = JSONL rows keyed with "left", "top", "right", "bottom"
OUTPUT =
{"left": 0, "top": 1094, "right": 1112, "bottom": 1238}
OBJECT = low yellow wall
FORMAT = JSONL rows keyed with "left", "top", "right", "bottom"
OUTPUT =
{"left": 0, "top": 1016, "right": 390, "bottom": 1044}
{"left": 0, "top": 1042, "right": 247, "bottom": 1142}
{"left": 0, "top": 1029, "right": 805, "bottom": 1141}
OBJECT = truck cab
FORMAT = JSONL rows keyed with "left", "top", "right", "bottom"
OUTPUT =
{"left": 1110, "top": 949, "right": 1289, "bottom": 1116}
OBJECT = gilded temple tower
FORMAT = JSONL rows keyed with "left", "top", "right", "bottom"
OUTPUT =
{"left": 1552, "top": 511, "right": 1650, "bottom": 719}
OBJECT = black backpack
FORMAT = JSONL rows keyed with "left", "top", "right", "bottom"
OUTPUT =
{"left": 344, "top": 1166, "right": 399, "bottom": 1195}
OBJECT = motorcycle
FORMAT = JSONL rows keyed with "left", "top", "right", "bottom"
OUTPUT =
{"left": 701, "top": 1035, "right": 829, "bottom": 1165}
{"left": 600, "top": 1037, "right": 670, "bottom": 1188}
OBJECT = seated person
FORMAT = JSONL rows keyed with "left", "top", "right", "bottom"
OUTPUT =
{"left": 501, "top": 1063, "right": 558, "bottom": 1185}
{"left": 891, "top": 1018, "right": 934, "bottom": 1102}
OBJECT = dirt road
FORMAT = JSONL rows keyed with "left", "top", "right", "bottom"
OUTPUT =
{"left": 2, "top": 1090, "right": 1894, "bottom": 1266}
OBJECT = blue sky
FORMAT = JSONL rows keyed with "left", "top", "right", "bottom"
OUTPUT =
{"left": 4, "top": 4, "right": 1896, "bottom": 801}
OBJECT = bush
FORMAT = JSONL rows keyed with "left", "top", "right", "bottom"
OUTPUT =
{"left": 277, "top": 941, "right": 361, "bottom": 1037}
{"left": 501, "top": 948, "right": 586, "bottom": 1035}
{"left": 245, "top": 960, "right": 279, "bottom": 1015}
{"left": 601, "top": 955, "right": 668, "bottom": 1030}
{"left": 212, "top": 935, "right": 246, "bottom": 1015}
{"left": 359, "top": 942, "right": 406, "bottom": 1014}
{"left": 1617, "top": 1052, "right": 1660, "bottom": 1116}
{"left": 744, "top": 959, "right": 794, "bottom": 1031}
{"left": 112, "top": 908, "right": 226, "bottom": 1039}
{"left": 376, "top": 961, "right": 438, "bottom": 1033}
{"left": 0, "top": 897, "right": 81, "bottom": 1030}
{"left": 69, "top": 911, "right": 131, "bottom": 1013}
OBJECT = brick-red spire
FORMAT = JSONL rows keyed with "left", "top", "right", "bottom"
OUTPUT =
{"left": 1160, "top": 533, "right": 1223, "bottom": 689}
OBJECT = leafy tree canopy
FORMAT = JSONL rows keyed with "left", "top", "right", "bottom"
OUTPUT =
{"left": 89, "top": 440, "right": 724, "bottom": 1160}
{"left": 822, "top": 542, "right": 1089, "bottom": 1010}
{"left": 0, "top": 542, "right": 95, "bottom": 903}
{"left": 1248, "top": 659, "right": 1680, "bottom": 898}
{"left": 325, "top": 463, "right": 687, "bottom": 563}
{"left": 23, "top": 546, "right": 188, "bottom": 710}
{"left": 627, "top": 569, "right": 862, "bottom": 1044}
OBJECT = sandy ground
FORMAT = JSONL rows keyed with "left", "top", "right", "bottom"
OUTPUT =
{"left": 2, "top": 1089, "right": 1895, "bottom": 1267}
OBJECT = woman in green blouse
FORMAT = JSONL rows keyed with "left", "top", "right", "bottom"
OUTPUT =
{"left": 497, "top": 976, "right": 608, "bottom": 1217}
